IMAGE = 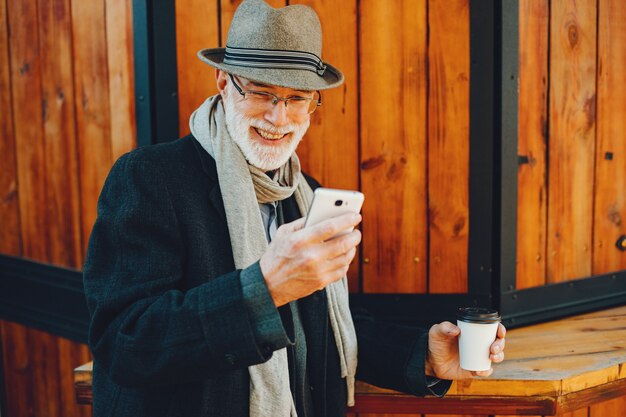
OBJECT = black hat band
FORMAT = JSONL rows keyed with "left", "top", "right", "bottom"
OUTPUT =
{"left": 224, "top": 46, "right": 327, "bottom": 77}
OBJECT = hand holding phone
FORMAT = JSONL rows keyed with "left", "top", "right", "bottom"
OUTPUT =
{"left": 304, "top": 188, "right": 364, "bottom": 238}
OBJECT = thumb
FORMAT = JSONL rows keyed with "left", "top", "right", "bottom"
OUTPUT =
{"left": 437, "top": 321, "right": 460, "bottom": 337}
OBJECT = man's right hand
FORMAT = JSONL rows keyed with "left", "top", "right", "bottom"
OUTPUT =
{"left": 259, "top": 213, "right": 362, "bottom": 307}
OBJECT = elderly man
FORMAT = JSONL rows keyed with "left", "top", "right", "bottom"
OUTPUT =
{"left": 83, "top": 1, "right": 506, "bottom": 416}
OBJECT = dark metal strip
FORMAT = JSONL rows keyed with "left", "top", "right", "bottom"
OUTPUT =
{"left": 498, "top": 0, "right": 520, "bottom": 296}
{"left": 350, "top": 294, "right": 490, "bottom": 327}
{"left": 132, "top": 0, "right": 179, "bottom": 146}
{"left": 468, "top": 0, "right": 497, "bottom": 299}
{"left": 132, "top": 0, "right": 153, "bottom": 147}
{"left": 0, "top": 255, "right": 89, "bottom": 343}
{"left": 501, "top": 271, "right": 626, "bottom": 327}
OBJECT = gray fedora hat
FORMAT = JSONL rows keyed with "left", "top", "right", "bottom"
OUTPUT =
{"left": 197, "top": 0, "right": 344, "bottom": 91}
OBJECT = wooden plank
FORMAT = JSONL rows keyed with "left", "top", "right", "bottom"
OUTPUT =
{"left": 176, "top": 0, "right": 220, "bottom": 136}
{"left": 7, "top": 0, "right": 49, "bottom": 262}
{"left": 593, "top": 0, "right": 626, "bottom": 276}
{"left": 556, "top": 407, "right": 592, "bottom": 417}
{"left": 360, "top": 0, "right": 428, "bottom": 293}
{"left": 516, "top": 0, "right": 549, "bottom": 290}
{"left": 0, "top": 321, "right": 34, "bottom": 417}
{"left": 427, "top": 0, "right": 470, "bottom": 293}
{"left": 30, "top": 328, "right": 62, "bottom": 417}
{"left": 71, "top": 0, "right": 113, "bottom": 249}
{"left": 106, "top": 0, "right": 136, "bottom": 160}
{"left": 37, "top": 0, "right": 82, "bottom": 269}
{"left": 290, "top": 0, "right": 360, "bottom": 291}
{"left": 0, "top": 0, "right": 21, "bottom": 257}
{"left": 547, "top": 0, "right": 597, "bottom": 283}
{"left": 589, "top": 396, "right": 626, "bottom": 417}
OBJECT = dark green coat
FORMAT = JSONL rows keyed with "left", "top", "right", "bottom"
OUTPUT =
{"left": 83, "top": 135, "right": 449, "bottom": 417}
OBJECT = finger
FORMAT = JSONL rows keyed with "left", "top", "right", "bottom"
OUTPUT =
{"left": 438, "top": 321, "right": 460, "bottom": 337}
{"left": 279, "top": 217, "right": 306, "bottom": 234}
{"left": 320, "top": 265, "right": 350, "bottom": 287}
{"left": 497, "top": 323, "right": 506, "bottom": 338}
{"left": 317, "top": 229, "right": 361, "bottom": 259}
{"left": 302, "top": 213, "right": 362, "bottom": 243}
{"left": 319, "top": 247, "right": 357, "bottom": 274}
{"left": 490, "top": 339, "right": 505, "bottom": 354}
{"left": 490, "top": 352, "right": 504, "bottom": 363}
{"left": 472, "top": 368, "right": 493, "bottom": 378}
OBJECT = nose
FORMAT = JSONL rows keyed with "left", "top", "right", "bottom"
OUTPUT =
{"left": 264, "top": 100, "right": 290, "bottom": 127}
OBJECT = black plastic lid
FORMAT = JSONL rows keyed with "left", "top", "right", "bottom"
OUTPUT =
{"left": 457, "top": 307, "right": 501, "bottom": 324}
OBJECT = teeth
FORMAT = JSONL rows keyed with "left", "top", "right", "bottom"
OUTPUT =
{"left": 255, "top": 128, "right": 286, "bottom": 140}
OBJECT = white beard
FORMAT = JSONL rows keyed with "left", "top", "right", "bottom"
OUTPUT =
{"left": 222, "top": 87, "right": 310, "bottom": 171}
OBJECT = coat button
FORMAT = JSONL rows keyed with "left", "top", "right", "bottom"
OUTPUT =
{"left": 309, "top": 385, "right": 315, "bottom": 391}
{"left": 224, "top": 353, "right": 236, "bottom": 365}
{"left": 263, "top": 344, "right": 273, "bottom": 353}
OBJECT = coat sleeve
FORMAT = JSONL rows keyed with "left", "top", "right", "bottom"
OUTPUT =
{"left": 83, "top": 152, "right": 290, "bottom": 387}
{"left": 352, "top": 308, "right": 452, "bottom": 397}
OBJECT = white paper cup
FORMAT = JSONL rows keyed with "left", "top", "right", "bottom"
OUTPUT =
{"left": 457, "top": 307, "right": 500, "bottom": 371}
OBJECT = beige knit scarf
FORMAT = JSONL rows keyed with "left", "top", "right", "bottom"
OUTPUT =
{"left": 190, "top": 96, "right": 357, "bottom": 416}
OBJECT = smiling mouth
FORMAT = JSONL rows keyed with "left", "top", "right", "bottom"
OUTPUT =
{"left": 253, "top": 127, "right": 288, "bottom": 141}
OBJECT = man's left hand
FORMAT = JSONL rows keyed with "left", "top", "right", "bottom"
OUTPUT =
{"left": 426, "top": 321, "right": 506, "bottom": 380}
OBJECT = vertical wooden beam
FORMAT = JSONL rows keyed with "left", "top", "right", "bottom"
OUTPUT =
{"left": 0, "top": 0, "right": 21, "bottom": 258}
{"left": 71, "top": 0, "right": 113, "bottom": 248}
{"left": 176, "top": 0, "right": 220, "bottom": 136}
{"left": 37, "top": 0, "right": 82, "bottom": 268}
{"left": 291, "top": 0, "right": 360, "bottom": 291}
{"left": 106, "top": 0, "right": 137, "bottom": 161}
{"left": 547, "top": 0, "right": 597, "bottom": 283}
{"left": 590, "top": 1, "right": 626, "bottom": 415}
{"left": 516, "top": 0, "right": 549, "bottom": 290}
{"left": 8, "top": 0, "right": 49, "bottom": 262}
{"left": 0, "top": 321, "right": 33, "bottom": 417}
{"left": 592, "top": 0, "right": 626, "bottom": 274}
{"left": 360, "top": 0, "right": 428, "bottom": 294}
{"left": 428, "top": 0, "right": 470, "bottom": 294}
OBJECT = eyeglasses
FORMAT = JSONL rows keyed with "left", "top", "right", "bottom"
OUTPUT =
{"left": 228, "top": 74, "right": 322, "bottom": 115}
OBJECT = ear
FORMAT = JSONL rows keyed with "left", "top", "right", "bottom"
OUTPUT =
{"left": 215, "top": 69, "right": 228, "bottom": 98}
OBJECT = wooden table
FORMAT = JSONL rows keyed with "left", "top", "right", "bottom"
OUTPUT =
{"left": 75, "top": 305, "right": 626, "bottom": 415}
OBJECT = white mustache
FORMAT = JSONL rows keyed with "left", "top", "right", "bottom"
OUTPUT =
{"left": 248, "top": 118, "right": 302, "bottom": 135}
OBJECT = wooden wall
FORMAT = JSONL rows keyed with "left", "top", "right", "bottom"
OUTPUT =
{"left": 0, "top": 0, "right": 624, "bottom": 416}
{"left": 0, "top": 0, "right": 135, "bottom": 415}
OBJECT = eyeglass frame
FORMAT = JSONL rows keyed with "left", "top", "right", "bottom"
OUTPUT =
{"left": 228, "top": 74, "right": 322, "bottom": 115}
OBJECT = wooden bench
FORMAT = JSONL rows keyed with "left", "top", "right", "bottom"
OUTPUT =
{"left": 75, "top": 305, "right": 626, "bottom": 415}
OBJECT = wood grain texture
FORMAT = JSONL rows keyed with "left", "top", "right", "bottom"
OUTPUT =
{"left": 547, "top": 0, "right": 597, "bottom": 283}
{"left": 360, "top": 0, "right": 428, "bottom": 293}
{"left": 8, "top": 0, "right": 48, "bottom": 262}
{"left": 1, "top": 321, "right": 34, "bottom": 417}
{"left": 516, "top": 0, "right": 549, "bottom": 290}
{"left": 176, "top": 0, "right": 220, "bottom": 136}
{"left": 31, "top": 329, "right": 63, "bottom": 417}
{"left": 291, "top": 0, "right": 360, "bottom": 291}
{"left": 71, "top": 0, "right": 113, "bottom": 248}
{"left": 427, "top": 0, "right": 470, "bottom": 293}
{"left": 593, "top": 0, "right": 626, "bottom": 276}
{"left": 38, "top": 0, "right": 82, "bottom": 268}
{"left": 0, "top": 0, "right": 21, "bottom": 257}
{"left": 106, "top": 0, "right": 136, "bottom": 161}
{"left": 589, "top": 396, "right": 626, "bottom": 417}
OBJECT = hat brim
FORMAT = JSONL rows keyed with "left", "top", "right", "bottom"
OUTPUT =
{"left": 198, "top": 48, "right": 344, "bottom": 91}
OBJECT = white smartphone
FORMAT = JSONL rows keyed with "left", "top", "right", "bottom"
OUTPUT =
{"left": 304, "top": 188, "right": 364, "bottom": 237}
